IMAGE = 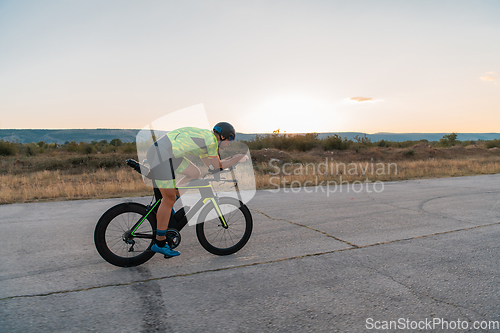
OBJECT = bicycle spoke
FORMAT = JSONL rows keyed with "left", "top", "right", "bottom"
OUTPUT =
{"left": 107, "top": 237, "right": 124, "bottom": 249}
{"left": 105, "top": 211, "right": 152, "bottom": 258}
{"left": 207, "top": 226, "right": 225, "bottom": 243}
{"left": 227, "top": 228, "right": 240, "bottom": 240}
{"left": 203, "top": 203, "right": 246, "bottom": 249}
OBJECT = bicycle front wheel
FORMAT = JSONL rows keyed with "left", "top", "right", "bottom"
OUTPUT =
{"left": 196, "top": 197, "right": 253, "bottom": 255}
{"left": 94, "top": 202, "right": 156, "bottom": 267}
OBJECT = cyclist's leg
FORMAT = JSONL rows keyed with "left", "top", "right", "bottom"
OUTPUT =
{"left": 157, "top": 188, "right": 176, "bottom": 233}
{"left": 149, "top": 156, "right": 181, "bottom": 256}
{"left": 152, "top": 187, "right": 180, "bottom": 256}
{"left": 175, "top": 159, "right": 201, "bottom": 197}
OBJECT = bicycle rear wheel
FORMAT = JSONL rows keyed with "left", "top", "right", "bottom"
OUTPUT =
{"left": 94, "top": 202, "right": 156, "bottom": 267}
{"left": 196, "top": 197, "right": 253, "bottom": 255}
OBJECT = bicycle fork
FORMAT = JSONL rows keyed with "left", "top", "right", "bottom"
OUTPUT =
{"left": 203, "top": 197, "right": 228, "bottom": 229}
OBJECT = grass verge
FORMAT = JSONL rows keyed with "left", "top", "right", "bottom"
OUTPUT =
{"left": 0, "top": 169, "right": 150, "bottom": 204}
{"left": 1, "top": 147, "right": 500, "bottom": 204}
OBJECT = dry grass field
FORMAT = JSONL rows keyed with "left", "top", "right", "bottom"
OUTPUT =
{"left": 0, "top": 168, "right": 150, "bottom": 204}
{"left": 252, "top": 145, "right": 500, "bottom": 189}
{"left": 1, "top": 145, "right": 500, "bottom": 204}
{"left": 0, "top": 153, "right": 151, "bottom": 204}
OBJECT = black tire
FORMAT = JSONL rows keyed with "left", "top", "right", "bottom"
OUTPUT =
{"left": 94, "top": 202, "right": 156, "bottom": 267}
{"left": 196, "top": 197, "right": 253, "bottom": 255}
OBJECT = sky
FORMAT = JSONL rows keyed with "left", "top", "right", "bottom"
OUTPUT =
{"left": 0, "top": 0, "right": 499, "bottom": 133}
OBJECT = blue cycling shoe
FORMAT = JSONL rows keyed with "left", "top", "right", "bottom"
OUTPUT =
{"left": 151, "top": 243, "right": 180, "bottom": 257}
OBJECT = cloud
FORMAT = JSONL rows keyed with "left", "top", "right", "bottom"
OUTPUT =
{"left": 480, "top": 72, "right": 499, "bottom": 85}
{"left": 350, "top": 97, "right": 373, "bottom": 102}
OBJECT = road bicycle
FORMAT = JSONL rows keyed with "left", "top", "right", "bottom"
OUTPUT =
{"left": 94, "top": 159, "right": 253, "bottom": 267}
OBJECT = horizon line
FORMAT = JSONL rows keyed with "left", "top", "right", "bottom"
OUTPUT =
{"left": 1, "top": 128, "right": 500, "bottom": 135}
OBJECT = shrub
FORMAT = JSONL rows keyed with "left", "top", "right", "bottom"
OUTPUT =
{"left": 377, "top": 139, "right": 388, "bottom": 147}
{"left": 322, "top": 135, "right": 350, "bottom": 150}
{"left": 352, "top": 134, "right": 373, "bottom": 148}
{"left": 81, "top": 143, "right": 96, "bottom": 154}
{"left": 485, "top": 139, "right": 500, "bottom": 149}
{"left": 66, "top": 141, "right": 79, "bottom": 152}
{"left": 399, "top": 141, "right": 419, "bottom": 148}
{"left": 122, "top": 142, "right": 136, "bottom": 153}
{"left": 37, "top": 141, "right": 48, "bottom": 149}
{"left": 110, "top": 138, "right": 123, "bottom": 147}
{"left": 439, "top": 133, "right": 458, "bottom": 147}
{"left": 289, "top": 133, "right": 319, "bottom": 151}
{"left": 23, "top": 143, "right": 39, "bottom": 156}
{"left": 243, "top": 133, "right": 319, "bottom": 151}
{"left": 0, "top": 140, "right": 18, "bottom": 156}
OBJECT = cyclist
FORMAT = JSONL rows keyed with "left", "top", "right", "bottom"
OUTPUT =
{"left": 146, "top": 122, "right": 248, "bottom": 257}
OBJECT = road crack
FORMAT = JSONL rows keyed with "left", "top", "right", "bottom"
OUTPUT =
{"left": 251, "top": 208, "right": 359, "bottom": 248}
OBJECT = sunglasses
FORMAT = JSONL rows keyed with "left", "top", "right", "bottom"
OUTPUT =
{"left": 221, "top": 134, "right": 235, "bottom": 141}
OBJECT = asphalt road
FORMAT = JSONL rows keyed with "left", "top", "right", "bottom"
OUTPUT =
{"left": 1, "top": 175, "right": 499, "bottom": 332}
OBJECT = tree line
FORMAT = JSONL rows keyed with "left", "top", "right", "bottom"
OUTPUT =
{"left": 1, "top": 133, "right": 500, "bottom": 157}
{"left": 241, "top": 131, "right": 500, "bottom": 152}
{"left": 0, "top": 139, "right": 136, "bottom": 156}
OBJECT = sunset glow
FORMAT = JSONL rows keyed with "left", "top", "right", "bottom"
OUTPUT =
{"left": 246, "top": 95, "right": 341, "bottom": 133}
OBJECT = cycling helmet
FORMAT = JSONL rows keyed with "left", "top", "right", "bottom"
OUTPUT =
{"left": 213, "top": 122, "right": 236, "bottom": 141}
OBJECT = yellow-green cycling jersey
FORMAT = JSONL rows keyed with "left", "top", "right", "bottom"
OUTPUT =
{"left": 146, "top": 127, "right": 219, "bottom": 188}
{"left": 166, "top": 127, "right": 219, "bottom": 159}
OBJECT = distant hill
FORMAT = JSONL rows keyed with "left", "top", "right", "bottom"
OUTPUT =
{"left": 1, "top": 129, "right": 499, "bottom": 144}
{"left": 0, "top": 129, "right": 140, "bottom": 144}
